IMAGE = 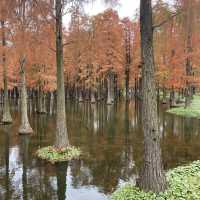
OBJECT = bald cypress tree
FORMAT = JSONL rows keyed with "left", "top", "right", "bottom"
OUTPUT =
{"left": 138, "top": 0, "right": 167, "bottom": 193}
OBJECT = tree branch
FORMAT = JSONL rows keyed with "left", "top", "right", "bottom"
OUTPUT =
{"left": 153, "top": 11, "right": 182, "bottom": 30}
{"left": 63, "top": 40, "right": 74, "bottom": 47}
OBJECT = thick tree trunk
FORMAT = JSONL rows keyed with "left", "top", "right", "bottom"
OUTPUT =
{"left": 55, "top": 0, "right": 69, "bottom": 148}
{"left": 1, "top": 20, "right": 12, "bottom": 124}
{"left": 18, "top": 57, "right": 33, "bottom": 134}
{"left": 138, "top": 0, "right": 166, "bottom": 193}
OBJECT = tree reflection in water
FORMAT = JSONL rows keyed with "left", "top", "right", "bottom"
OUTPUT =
{"left": 0, "top": 101, "right": 200, "bottom": 199}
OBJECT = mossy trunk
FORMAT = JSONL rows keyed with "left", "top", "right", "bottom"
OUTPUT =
{"left": 1, "top": 20, "right": 12, "bottom": 124}
{"left": 55, "top": 0, "right": 69, "bottom": 148}
{"left": 138, "top": 0, "right": 166, "bottom": 193}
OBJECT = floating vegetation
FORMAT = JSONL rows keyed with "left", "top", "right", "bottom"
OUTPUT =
{"left": 36, "top": 146, "right": 81, "bottom": 164}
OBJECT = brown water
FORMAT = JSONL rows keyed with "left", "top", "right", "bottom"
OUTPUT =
{"left": 0, "top": 100, "right": 200, "bottom": 200}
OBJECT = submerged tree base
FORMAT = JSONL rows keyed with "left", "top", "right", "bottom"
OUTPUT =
{"left": 111, "top": 160, "right": 200, "bottom": 200}
{"left": 1, "top": 115, "right": 13, "bottom": 124}
{"left": 167, "top": 95, "right": 200, "bottom": 118}
{"left": 18, "top": 126, "right": 33, "bottom": 134}
{"left": 36, "top": 146, "right": 81, "bottom": 164}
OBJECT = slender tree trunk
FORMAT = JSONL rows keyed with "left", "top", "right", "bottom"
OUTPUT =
{"left": 125, "top": 27, "right": 131, "bottom": 101}
{"left": 1, "top": 20, "right": 12, "bottom": 124}
{"left": 170, "top": 88, "right": 176, "bottom": 108}
{"left": 185, "top": 1, "right": 193, "bottom": 108}
{"left": 79, "top": 87, "right": 83, "bottom": 102}
{"left": 91, "top": 88, "right": 96, "bottom": 104}
{"left": 18, "top": 58, "right": 33, "bottom": 134}
{"left": 162, "top": 87, "right": 167, "bottom": 104}
{"left": 107, "top": 74, "right": 113, "bottom": 105}
{"left": 49, "top": 91, "right": 54, "bottom": 115}
{"left": 55, "top": 0, "right": 69, "bottom": 148}
{"left": 138, "top": 0, "right": 166, "bottom": 193}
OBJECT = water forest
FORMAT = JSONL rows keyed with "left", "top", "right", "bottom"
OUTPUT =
{"left": 0, "top": 0, "right": 200, "bottom": 199}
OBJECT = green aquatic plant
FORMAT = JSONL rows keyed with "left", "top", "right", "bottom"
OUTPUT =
{"left": 36, "top": 146, "right": 81, "bottom": 163}
{"left": 111, "top": 160, "right": 200, "bottom": 200}
{"left": 167, "top": 95, "right": 200, "bottom": 118}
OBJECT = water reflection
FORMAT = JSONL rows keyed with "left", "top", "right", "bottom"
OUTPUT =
{"left": 56, "top": 163, "right": 68, "bottom": 200}
{"left": 0, "top": 100, "right": 200, "bottom": 199}
{"left": 4, "top": 125, "right": 11, "bottom": 200}
{"left": 20, "top": 135, "right": 29, "bottom": 200}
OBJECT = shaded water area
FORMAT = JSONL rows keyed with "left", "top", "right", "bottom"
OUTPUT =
{"left": 0, "top": 100, "right": 200, "bottom": 200}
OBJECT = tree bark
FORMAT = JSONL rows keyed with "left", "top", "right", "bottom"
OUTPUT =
{"left": 1, "top": 20, "right": 12, "bottom": 124}
{"left": 138, "top": 0, "right": 166, "bottom": 193}
{"left": 55, "top": 0, "right": 69, "bottom": 148}
{"left": 107, "top": 73, "right": 113, "bottom": 105}
{"left": 17, "top": 0, "right": 33, "bottom": 134}
{"left": 125, "top": 26, "right": 131, "bottom": 101}
{"left": 18, "top": 57, "right": 33, "bottom": 134}
{"left": 91, "top": 88, "right": 96, "bottom": 104}
{"left": 170, "top": 89, "right": 176, "bottom": 108}
{"left": 185, "top": 1, "right": 193, "bottom": 108}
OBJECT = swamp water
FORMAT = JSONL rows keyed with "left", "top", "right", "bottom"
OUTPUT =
{"left": 0, "top": 100, "right": 200, "bottom": 200}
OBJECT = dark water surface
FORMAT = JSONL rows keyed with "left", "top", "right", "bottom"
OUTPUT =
{"left": 0, "top": 100, "right": 200, "bottom": 200}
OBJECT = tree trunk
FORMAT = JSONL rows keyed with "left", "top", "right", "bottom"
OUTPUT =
{"left": 18, "top": 57, "right": 33, "bottom": 134}
{"left": 125, "top": 26, "right": 131, "bottom": 101}
{"left": 91, "top": 89, "right": 96, "bottom": 104}
{"left": 55, "top": 0, "right": 69, "bottom": 148}
{"left": 107, "top": 74, "right": 113, "bottom": 105}
{"left": 37, "top": 88, "right": 46, "bottom": 114}
{"left": 185, "top": 1, "right": 193, "bottom": 108}
{"left": 1, "top": 20, "right": 12, "bottom": 124}
{"left": 138, "top": 0, "right": 166, "bottom": 193}
{"left": 79, "top": 88, "right": 83, "bottom": 102}
{"left": 170, "top": 89, "right": 176, "bottom": 108}
{"left": 49, "top": 91, "right": 54, "bottom": 115}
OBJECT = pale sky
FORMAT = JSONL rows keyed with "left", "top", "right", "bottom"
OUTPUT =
{"left": 64, "top": 0, "right": 174, "bottom": 28}
{"left": 85, "top": 0, "right": 140, "bottom": 18}
{"left": 64, "top": 0, "right": 140, "bottom": 28}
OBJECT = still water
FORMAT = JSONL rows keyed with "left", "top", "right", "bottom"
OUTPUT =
{"left": 0, "top": 100, "right": 200, "bottom": 200}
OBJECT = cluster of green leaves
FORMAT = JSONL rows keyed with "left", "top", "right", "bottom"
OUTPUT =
{"left": 111, "top": 160, "right": 200, "bottom": 200}
{"left": 36, "top": 146, "right": 81, "bottom": 164}
{"left": 167, "top": 95, "right": 200, "bottom": 118}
